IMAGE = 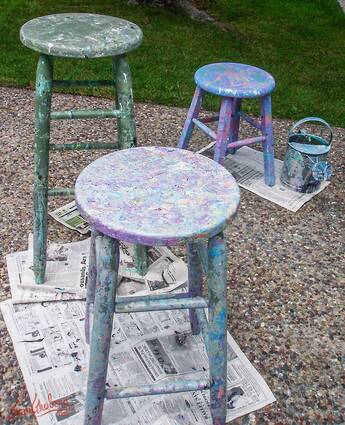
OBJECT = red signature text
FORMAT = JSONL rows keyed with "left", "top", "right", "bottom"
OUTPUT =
{"left": 6, "top": 392, "right": 72, "bottom": 420}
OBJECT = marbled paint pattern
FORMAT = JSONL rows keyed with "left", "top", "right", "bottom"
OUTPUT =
{"left": 195, "top": 63, "right": 275, "bottom": 98}
{"left": 179, "top": 62, "right": 276, "bottom": 187}
{"left": 20, "top": 14, "right": 143, "bottom": 58}
{"left": 33, "top": 54, "right": 53, "bottom": 284}
{"left": 75, "top": 146, "right": 240, "bottom": 246}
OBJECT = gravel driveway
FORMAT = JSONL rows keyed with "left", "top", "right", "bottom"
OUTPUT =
{"left": 0, "top": 86, "right": 344, "bottom": 424}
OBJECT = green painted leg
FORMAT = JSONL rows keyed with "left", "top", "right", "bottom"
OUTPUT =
{"left": 134, "top": 244, "right": 148, "bottom": 276}
{"left": 33, "top": 54, "right": 53, "bottom": 284}
{"left": 114, "top": 54, "right": 147, "bottom": 275}
{"left": 114, "top": 55, "right": 136, "bottom": 149}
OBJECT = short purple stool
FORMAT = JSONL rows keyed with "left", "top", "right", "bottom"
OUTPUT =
{"left": 75, "top": 146, "right": 240, "bottom": 425}
{"left": 178, "top": 62, "right": 276, "bottom": 186}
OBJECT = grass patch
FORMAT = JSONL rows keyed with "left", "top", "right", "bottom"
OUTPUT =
{"left": 0, "top": 0, "right": 344, "bottom": 126}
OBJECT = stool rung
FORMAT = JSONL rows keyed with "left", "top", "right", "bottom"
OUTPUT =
{"left": 51, "top": 108, "right": 122, "bottom": 120}
{"left": 200, "top": 114, "right": 219, "bottom": 124}
{"left": 48, "top": 188, "right": 75, "bottom": 197}
{"left": 228, "top": 135, "right": 266, "bottom": 150}
{"left": 117, "top": 291, "right": 192, "bottom": 304}
{"left": 50, "top": 142, "right": 118, "bottom": 151}
{"left": 53, "top": 79, "right": 115, "bottom": 88}
{"left": 238, "top": 111, "right": 262, "bottom": 131}
{"left": 115, "top": 296, "right": 208, "bottom": 313}
{"left": 192, "top": 118, "right": 217, "bottom": 140}
{"left": 105, "top": 379, "right": 210, "bottom": 399}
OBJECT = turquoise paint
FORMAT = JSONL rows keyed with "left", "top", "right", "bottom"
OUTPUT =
{"left": 78, "top": 147, "right": 238, "bottom": 424}
{"left": 20, "top": 14, "right": 142, "bottom": 58}
{"left": 21, "top": 14, "right": 145, "bottom": 283}
{"left": 33, "top": 53, "right": 53, "bottom": 285}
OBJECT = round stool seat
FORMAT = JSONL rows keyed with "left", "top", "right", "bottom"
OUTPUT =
{"left": 75, "top": 147, "right": 240, "bottom": 246}
{"left": 20, "top": 13, "right": 143, "bottom": 58}
{"left": 195, "top": 63, "right": 275, "bottom": 98}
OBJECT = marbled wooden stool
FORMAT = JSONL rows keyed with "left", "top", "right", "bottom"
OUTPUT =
{"left": 178, "top": 62, "right": 276, "bottom": 186}
{"left": 20, "top": 13, "right": 146, "bottom": 284}
{"left": 75, "top": 146, "right": 240, "bottom": 425}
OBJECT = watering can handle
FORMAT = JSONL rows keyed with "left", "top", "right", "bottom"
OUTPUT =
{"left": 289, "top": 117, "right": 333, "bottom": 145}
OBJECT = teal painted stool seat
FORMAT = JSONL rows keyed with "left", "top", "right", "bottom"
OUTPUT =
{"left": 178, "top": 62, "right": 276, "bottom": 187}
{"left": 20, "top": 14, "right": 142, "bottom": 58}
{"left": 75, "top": 146, "right": 240, "bottom": 425}
{"left": 20, "top": 13, "right": 146, "bottom": 284}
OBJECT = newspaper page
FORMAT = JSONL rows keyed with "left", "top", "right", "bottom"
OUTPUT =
{"left": 8, "top": 237, "right": 187, "bottom": 303}
{"left": 49, "top": 201, "right": 90, "bottom": 234}
{"left": 1, "top": 299, "right": 275, "bottom": 425}
{"left": 6, "top": 250, "right": 85, "bottom": 303}
{"left": 21, "top": 235, "right": 90, "bottom": 295}
{"left": 151, "top": 416, "right": 180, "bottom": 425}
{"left": 117, "top": 244, "right": 188, "bottom": 296}
{"left": 197, "top": 144, "right": 330, "bottom": 212}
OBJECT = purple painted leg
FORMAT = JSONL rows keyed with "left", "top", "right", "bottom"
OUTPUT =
{"left": 177, "top": 86, "right": 204, "bottom": 149}
{"left": 261, "top": 95, "right": 275, "bottom": 186}
{"left": 214, "top": 98, "right": 233, "bottom": 165}
{"left": 227, "top": 98, "right": 242, "bottom": 155}
{"left": 84, "top": 236, "right": 119, "bottom": 425}
{"left": 187, "top": 242, "right": 204, "bottom": 335}
{"left": 207, "top": 233, "right": 227, "bottom": 425}
{"left": 85, "top": 229, "right": 101, "bottom": 345}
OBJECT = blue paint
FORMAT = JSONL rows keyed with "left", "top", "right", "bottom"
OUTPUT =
{"left": 84, "top": 236, "right": 119, "bottom": 424}
{"left": 79, "top": 147, "right": 239, "bottom": 424}
{"left": 187, "top": 242, "right": 204, "bottom": 335}
{"left": 178, "top": 62, "right": 276, "bottom": 187}
{"left": 207, "top": 234, "right": 227, "bottom": 425}
{"left": 195, "top": 63, "right": 275, "bottom": 98}
{"left": 75, "top": 147, "right": 240, "bottom": 246}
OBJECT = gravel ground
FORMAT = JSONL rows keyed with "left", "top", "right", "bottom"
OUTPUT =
{"left": 0, "top": 86, "right": 344, "bottom": 424}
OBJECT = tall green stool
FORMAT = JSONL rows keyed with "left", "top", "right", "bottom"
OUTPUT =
{"left": 20, "top": 13, "right": 147, "bottom": 284}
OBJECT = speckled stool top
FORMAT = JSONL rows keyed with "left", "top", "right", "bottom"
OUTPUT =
{"left": 75, "top": 146, "right": 240, "bottom": 246}
{"left": 195, "top": 63, "right": 275, "bottom": 98}
{"left": 20, "top": 13, "right": 143, "bottom": 58}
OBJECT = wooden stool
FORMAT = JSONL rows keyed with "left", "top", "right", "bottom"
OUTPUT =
{"left": 75, "top": 146, "right": 240, "bottom": 425}
{"left": 178, "top": 62, "right": 276, "bottom": 186}
{"left": 20, "top": 13, "right": 146, "bottom": 284}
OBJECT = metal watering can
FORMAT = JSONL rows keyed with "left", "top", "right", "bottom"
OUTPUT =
{"left": 280, "top": 117, "right": 333, "bottom": 193}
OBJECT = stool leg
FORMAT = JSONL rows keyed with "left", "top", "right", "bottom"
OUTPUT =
{"left": 187, "top": 242, "right": 204, "bottom": 335}
{"left": 227, "top": 98, "right": 241, "bottom": 155}
{"left": 207, "top": 233, "right": 227, "bottom": 425}
{"left": 114, "top": 55, "right": 136, "bottom": 149}
{"left": 134, "top": 244, "right": 148, "bottom": 276}
{"left": 33, "top": 53, "right": 53, "bottom": 284}
{"left": 261, "top": 95, "right": 275, "bottom": 186}
{"left": 177, "top": 86, "right": 204, "bottom": 149}
{"left": 214, "top": 98, "right": 233, "bottom": 165}
{"left": 114, "top": 55, "right": 148, "bottom": 275}
{"left": 85, "top": 229, "right": 101, "bottom": 344}
{"left": 84, "top": 235, "right": 119, "bottom": 425}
